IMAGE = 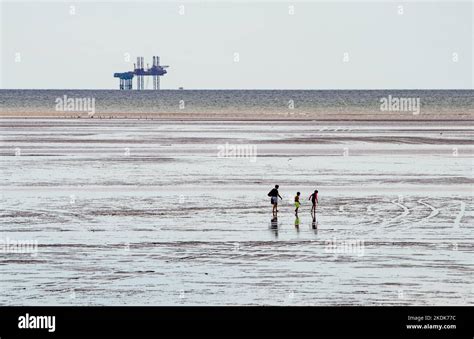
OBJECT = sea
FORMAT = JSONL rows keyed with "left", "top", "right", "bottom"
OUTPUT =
{"left": 0, "top": 89, "right": 472, "bottom": 115}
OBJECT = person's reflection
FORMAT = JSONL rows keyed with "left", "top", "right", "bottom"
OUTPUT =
{"left": 294, "top": 216, "right": 300, "bottom": 233}
{"left": 270, "top": 216, "right": 278, "bottom": 238}
{"left": 311, "top": 216, "right": 318, "bottom": 235}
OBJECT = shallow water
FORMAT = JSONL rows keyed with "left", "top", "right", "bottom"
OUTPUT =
{"left": 0, "top": 119, "right": 473, "bottom": 305}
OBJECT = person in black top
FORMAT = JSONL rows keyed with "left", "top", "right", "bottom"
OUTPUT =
{"left": 268, "top": 185, "right": 282, "bottom": 216}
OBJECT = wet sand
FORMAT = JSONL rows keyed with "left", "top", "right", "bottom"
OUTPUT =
{"left": 0, "top": 118, "right": 473, "bottom": 305}
{"left": 1, "top": 110, "right": 472, "bottom": 121}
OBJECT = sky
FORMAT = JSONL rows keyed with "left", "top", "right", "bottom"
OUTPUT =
{"left": 0, "top": 0, "right": 472, "bottom": 89}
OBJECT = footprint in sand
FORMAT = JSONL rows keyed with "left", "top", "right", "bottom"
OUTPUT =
{"left": 384, "top": 199, "right": 410, "bottom": 227}
{"left": 416, "top": 199, "right": 440, "bottom": 224}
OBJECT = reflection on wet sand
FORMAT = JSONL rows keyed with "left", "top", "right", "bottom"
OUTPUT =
{"left": 270, "top": 216, "right": 278, "bottom": 238}
{"left": 270, "top": 215, "right": 318, "bottom": 237}
{"left": 294, "top": 216, "right": 300, "bottom": 233}
{"left": 312, "top": 216, "right": 318, "bottom": 234}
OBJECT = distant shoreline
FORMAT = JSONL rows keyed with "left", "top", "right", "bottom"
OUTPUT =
{"left": 0, "top": 113, "right": 472, "bottom": 122}
{"left": 1, "top": 89, "right": 473, "bottom": 91}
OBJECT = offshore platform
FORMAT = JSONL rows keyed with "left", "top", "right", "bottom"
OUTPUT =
{"left": 114, "top": 56, "right": 169, "bottom": 90}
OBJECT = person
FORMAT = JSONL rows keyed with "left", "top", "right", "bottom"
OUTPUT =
{"left": 308, "top": 189, "right": 319, "bottom": 216}
{"left": 267, "top": 185, "right": 282, "bottom": 216}
{"left": 294, "top": 192, "right": 301, "bottom": 215}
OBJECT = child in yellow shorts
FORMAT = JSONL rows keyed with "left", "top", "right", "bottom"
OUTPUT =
{"left": 294, "top": 192, "right": 301, "bottom": 215}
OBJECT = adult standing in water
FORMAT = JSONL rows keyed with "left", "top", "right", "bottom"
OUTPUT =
{"left": 309, "top": 189, "right": 319, "bottom": 217}
{"left": 268, "top": 185, "right": 282, "bottom": 216}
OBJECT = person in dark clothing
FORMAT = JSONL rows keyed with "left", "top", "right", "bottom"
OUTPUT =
{"left": 268, "top": 185, "right": 282, "bottom": 216}
{"left": 309, "top": 190, "right": 319, "bottom": 216}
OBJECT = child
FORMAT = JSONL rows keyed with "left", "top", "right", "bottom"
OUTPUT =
{"left": 294, "top": 192, "right": 301, "bottom": 215}
{"left": 309, "top": 190, "right": 319, "bottom": 216}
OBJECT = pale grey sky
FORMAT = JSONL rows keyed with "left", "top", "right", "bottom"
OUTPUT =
{"left": 1, "top": 1, "right": 472, "bottom": 89}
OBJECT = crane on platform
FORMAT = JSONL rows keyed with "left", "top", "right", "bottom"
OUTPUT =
{"left": 113, "top": 56, "right": 169, "bottom": 90}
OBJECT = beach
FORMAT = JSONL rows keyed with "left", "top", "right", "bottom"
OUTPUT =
{"left": 1, "top": 116, "right": 472, "bottom": 305}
